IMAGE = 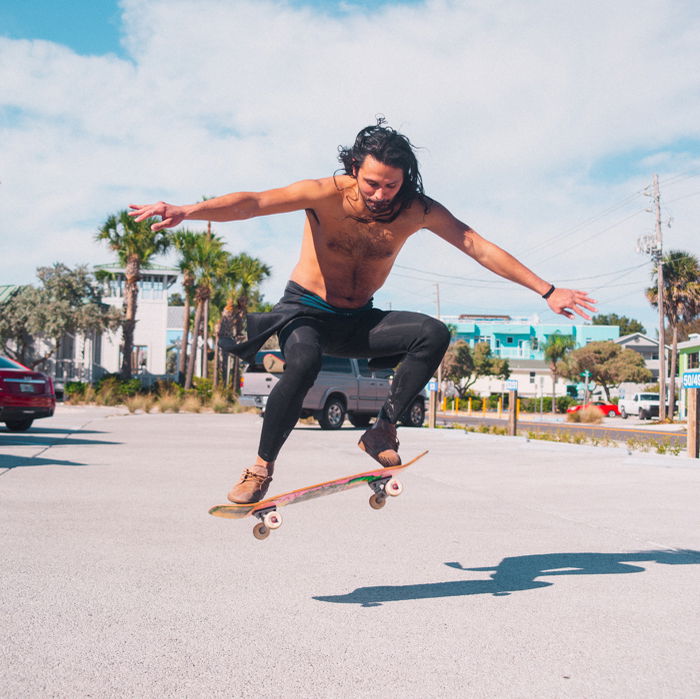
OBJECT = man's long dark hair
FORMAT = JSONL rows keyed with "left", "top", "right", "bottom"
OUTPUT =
{"left": 337, "top": 117, "right": 431, "bottom": 223}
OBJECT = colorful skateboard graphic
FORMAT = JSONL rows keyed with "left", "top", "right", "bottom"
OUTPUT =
{"left": 209, "top": 450, "right": 428, "bottom": 540}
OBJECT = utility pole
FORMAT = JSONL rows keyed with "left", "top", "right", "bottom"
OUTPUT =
{"left": 427, "top": 283, "right": 442, "bottom": 428}
{"left": 653, "top": 175, "right": 667, "bottom": 420}
{"left": 435, "top": 283, "right": 442, "bottom": 378}
{"left": 638, "top": 174, "right": 666, "bottom": 420}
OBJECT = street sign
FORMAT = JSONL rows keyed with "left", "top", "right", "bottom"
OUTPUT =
{"left": 428, "top": 379, "right": 438, "bottom": 392}
{"left": 505, "top": 379, "right": 518, "bottom": 391}
{"left": 682, "top": 371, "right": 700, "bottom": 389}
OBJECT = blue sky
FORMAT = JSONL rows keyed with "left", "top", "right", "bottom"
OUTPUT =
{"left": 1, "top": 0, "right": 699, "bottom": 332}
{"left": 0, "top": 0, "right": 424, "bottom": 57}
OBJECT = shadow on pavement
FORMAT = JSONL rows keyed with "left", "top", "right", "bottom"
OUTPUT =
{"left": 0, "top": 455, "right": 88, "bottom": 470}
{"left": 313, "top": 549, "right": 700, "bottom": 607}
{"left": 0, "top": 434, "right": 118, "bottom": 447}
{"left": 0, "top": 427, "right": 107, "bottom": 435}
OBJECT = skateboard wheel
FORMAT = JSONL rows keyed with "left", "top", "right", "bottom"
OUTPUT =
{"left": 369, "top": 493, "right": 386, "bottom": 510}
{"left": 253, "top": 523, "right": 270, "bottom": 540}
{"left": 385, "top": 477, "right": 403, "bottom": 497}
{"left": 263, "top": 510, "right": 282, "bottom": 530}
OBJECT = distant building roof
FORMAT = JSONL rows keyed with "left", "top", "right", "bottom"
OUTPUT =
{"left": 0, "top": 284, "right": 20, "bottom": 304}
{"left": 94, "top": 263, "right": 179, "bottom": 274}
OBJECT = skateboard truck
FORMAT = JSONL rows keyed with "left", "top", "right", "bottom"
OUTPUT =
{"left": 251, "top": 506, "right": 283, "bottom": 540}
{"left": 367, "top": 475, "right": 403, "bottom": 510}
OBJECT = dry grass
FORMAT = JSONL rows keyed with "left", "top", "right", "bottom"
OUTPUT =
{"left": 181, "top": 395, "right": 203, "bottom": 413}
{"left": 157, "top": 393, "right": 182, "bottom": 413}
{"left": 566, "top": 405, "right": 603, "bottom": 424}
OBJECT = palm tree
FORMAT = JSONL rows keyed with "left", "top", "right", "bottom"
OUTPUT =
{"left": 96, "top": 210, "right": 171, "bottom": 379}
{"left": 172, "top": 230, "right": 200, "bottom": 384}
{"left": 184, "top": 233, "right": 228, "bottom": 389}
{"left": 646, "top": 250, "right": 700, "bottom": 419}
{"left": 216, "top": 252, "right": 271, "bottom": 389}
{"left": 543, "top": 334, "right": 575, "bottom": 413}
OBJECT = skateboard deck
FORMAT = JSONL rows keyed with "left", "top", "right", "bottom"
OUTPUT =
{"left": 209, "top": 450, "right": 428, "bottom": 539}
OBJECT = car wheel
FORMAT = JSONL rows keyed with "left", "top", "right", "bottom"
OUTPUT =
{"left": 318, "top": 397, "right": 346, "bottom": 430}
{"left": 400, "top": 399, "right": 425, "bottom": 427}
{"left": 348, "top": 413, "right": 372, "bottom": 428}
{"left": 620, "top": 408, "right": 628, "bottom": 419}
{"left": 638, "top": 409, "right": 646, "bottom": 420}
{"left": 4, "top": 418, "right": 34, "bottom": 432}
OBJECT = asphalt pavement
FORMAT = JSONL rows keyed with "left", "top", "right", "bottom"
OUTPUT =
{"left": 1, "top": 405, "right": 699, "bottom": 697}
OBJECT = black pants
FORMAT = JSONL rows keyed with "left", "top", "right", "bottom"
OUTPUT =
{"left": 258, "top": 308, "right": 450, "bottom": 461}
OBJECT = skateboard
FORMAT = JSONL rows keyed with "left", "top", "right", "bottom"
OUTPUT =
{"left": 209, "top": 450, "right": 428, "bottom": 540}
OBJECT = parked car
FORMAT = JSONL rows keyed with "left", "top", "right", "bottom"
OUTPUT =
{"left": 618, "top": 392, "right": 660, "bottom": 420}
{"left": 0, "top": 356, "right": 56, "bottom": 431}
{"left": 240, "top": 350, "right": 426, "bottom": 429}
{"left": 566, "top": 401, "right": 620, "bottom": 417}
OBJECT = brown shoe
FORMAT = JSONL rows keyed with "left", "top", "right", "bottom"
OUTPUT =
{"left": 358, "top": 421, "right": 401, "bottom": 467}
{"left": 228, "top": 468, "right": 273, "bottom": 504}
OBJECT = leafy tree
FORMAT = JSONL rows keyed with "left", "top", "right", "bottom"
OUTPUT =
{"left": 0, "top": 264, "right": 120, "bottom": 369}
{"left": 440, "top": 340, "right": 510, "bottom": 399}
{"left": 646, "top": 250, "right": 700, "bottom": 418}
{"left": 172, "top": 229, "right": 201, "bottom": 383}
{"left": 96, "top": 210, "right": 171, "bottom": 379}
{"left": 215, "top": 252, "right": 271, "bottom": 389}
{"left": 543, "top": 334, "right": 575, "bottom": 412}
{"left": 183, "top": 233, "right": 228, "bottom": 389}
{"left": 563, "top": 341, "right": 652, "bottom": 402}
{"left": 592, "top": 313, "right": 646, "bottom": 336}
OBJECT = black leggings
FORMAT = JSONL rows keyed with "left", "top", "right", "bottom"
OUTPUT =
{"left": 257, "top": 309, "right": 450, "bottom": 461}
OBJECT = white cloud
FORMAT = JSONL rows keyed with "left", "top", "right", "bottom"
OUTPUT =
{"left": 1, "top": 0, "right": 699, "bottom": 332}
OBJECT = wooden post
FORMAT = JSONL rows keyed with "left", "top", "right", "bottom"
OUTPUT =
{"left": 428, "top": 390, "right": 437, "bottom": 429}
{"left": 688, "top": 387, "right": 699, "bottom": 459}
{"left": 508, "top": 389, "right": 518, "bottom": 436}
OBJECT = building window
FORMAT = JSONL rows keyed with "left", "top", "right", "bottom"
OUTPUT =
{"left": 132, "top": 345, "right": 148, "bottom": 372}
{"left": 507, "top": 336, "right": 513, "bottom": 344}
{"left": 689, "top": 352, "right": 700, "bottom": 369}
{"left": 529, "top": 372, "right": 536, "bottom": 384}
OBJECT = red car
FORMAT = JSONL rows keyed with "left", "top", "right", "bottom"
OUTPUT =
{"left": 566, "top": 401, "right": 620, "bottom": 417}
{"left": 0, "top": 356, "right": 56, "bottom": 431}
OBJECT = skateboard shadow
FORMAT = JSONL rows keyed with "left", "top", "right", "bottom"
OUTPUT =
{"left": 313, "top": 549, "right": 700, "bottom": 607}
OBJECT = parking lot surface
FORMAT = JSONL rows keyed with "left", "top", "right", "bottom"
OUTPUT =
{"left": 2, "top": 405, "right": 699, "bottom": 697}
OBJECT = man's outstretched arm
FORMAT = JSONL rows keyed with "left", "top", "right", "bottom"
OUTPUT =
{"left": 129, "top": 178, "right": 328, "bottom": 231}
{"left": 425, "top": 202, "right": 597, "bottom": 320}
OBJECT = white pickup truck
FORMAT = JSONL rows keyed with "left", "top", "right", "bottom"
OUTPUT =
{"left": 618, "top": 392, "right": 660, "bottom": 420}
{"left": 239, "top": 350, "right": 426, "bottom": 429}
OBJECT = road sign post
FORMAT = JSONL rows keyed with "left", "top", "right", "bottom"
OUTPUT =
{"left": 683, "top": 372, "right": 700, "bottom": 459}
{"left": 428, "top": 378, "right": 438, "bottom": 429}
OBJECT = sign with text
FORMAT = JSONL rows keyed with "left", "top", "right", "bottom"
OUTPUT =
{"left": 428, "top": 379, "right": 438, "bottom": 392}
{"left": 504, "top": 379, "right": 518, "bottom": 391}
{"left": 682, "top": 371, "right": 700, "bottom": 389}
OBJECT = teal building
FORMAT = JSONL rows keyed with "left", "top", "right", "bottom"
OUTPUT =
{"left": 443, "top": 314, "right": 619, "bottom": 360}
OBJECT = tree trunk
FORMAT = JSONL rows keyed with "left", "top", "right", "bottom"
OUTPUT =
{"left": 121, "top": 256, "right": 140, "bottom": 380}
{"left": 550, "top": 367, "right": 557, "bottom": 414}
{"left": 669, "top": 325, "right": 678, "bottom": 420}
{"left": 185, "top": 295, "right": 203, "bottom": 389}
{"left": 202, "top": 298, "right": 209, "bottom": 379}
{"left": 213, "top": 319, "right": 221, "bottom": 389}
{"left": 178, "top": 281, "right": 192, "bottom": 384}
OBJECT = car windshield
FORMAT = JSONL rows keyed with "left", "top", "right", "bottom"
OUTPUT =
{"left": 640, "top": 393, "right": 659, "bottom": 401}
{"left": 0, "top": 356, "right": 23, "bottom": 369}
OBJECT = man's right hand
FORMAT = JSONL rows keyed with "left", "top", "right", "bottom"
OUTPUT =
{"left": 128, "top": 202, "right": 187, "bottom": 231}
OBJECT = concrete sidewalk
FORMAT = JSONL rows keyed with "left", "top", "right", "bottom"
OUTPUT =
{"left": 1, "top": 405, "right": 698, "bottom": 697}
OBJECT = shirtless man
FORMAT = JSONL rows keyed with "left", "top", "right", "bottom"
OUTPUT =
{"left": 129, "top": 120, "right": 596, "bottom": 504}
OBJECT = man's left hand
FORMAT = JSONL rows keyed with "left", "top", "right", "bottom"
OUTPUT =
{"left": 546, "top": 288, "right": 597, "bottom": 320}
